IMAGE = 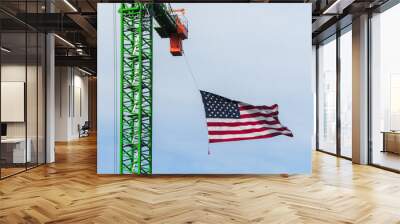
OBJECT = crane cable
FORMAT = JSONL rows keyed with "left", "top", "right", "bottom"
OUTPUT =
{"left": 182, "top": 51, "right": 212, "bottom": 155}
{"left": 182, "top": 51, "right": 200, "bottom": 91}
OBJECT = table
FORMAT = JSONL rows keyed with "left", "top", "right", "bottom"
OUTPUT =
{"left": 1, "top": 138, "right": 31, "bottom": 163}
{"left": 382, "top": 131, "right": 400, "bottom": 154}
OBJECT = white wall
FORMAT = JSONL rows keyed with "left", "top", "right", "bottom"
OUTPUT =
{"left": 55, "top": 67, "right": 69, "bottom": 141}
{"left": 55, "top": 67, "right": 89, "bottom": 141}
{"left": 1, "top": 65, "right": 40, "bottom": 138}
{"left": 1, "top": 65, "right": 28, "bottom": 140}
{"left": 1, "top": 63, "right": 46, "bottom": 164}
{"left": 72, "top": 73, "right": 89, "bottom": 138}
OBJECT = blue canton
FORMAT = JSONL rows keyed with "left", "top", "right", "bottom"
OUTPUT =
{"left": 200, "top": 91, "right": 240, "bottom": 119}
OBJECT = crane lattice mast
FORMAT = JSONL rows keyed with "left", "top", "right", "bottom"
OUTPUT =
{"left": 119, "top": 3, "right": 188, "bottom": 174}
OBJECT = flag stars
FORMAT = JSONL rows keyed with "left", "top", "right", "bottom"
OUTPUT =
{"left": 200, "top": 90, "right": 240, "bottom": 119}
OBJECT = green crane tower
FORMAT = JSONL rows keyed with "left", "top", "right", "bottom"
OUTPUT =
{"left": 119, "top": 3, "right": 188, "bottom": 174}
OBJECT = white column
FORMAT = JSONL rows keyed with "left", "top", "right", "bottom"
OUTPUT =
{"left": 352, "top": 14, "right": 369, "bottom": 164}
{"left": 46, "top": 32, "right": 55, "bottom": 163}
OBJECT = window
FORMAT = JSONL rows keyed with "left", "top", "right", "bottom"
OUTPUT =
{"left": 371, "top": 4, "right": 400, "bottom": 171}
{"left": 339, "top": 29, "right": 352, "bottom": 158}
{"left": 316, "top": 26, "right": 353, "bottom": 159}
{"left": 317, "top": 36, "right": 337, "bottom": 154}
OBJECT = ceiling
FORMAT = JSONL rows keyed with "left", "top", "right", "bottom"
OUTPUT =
{"left": 0, "top": 0, "right": 396, "bottom": 74}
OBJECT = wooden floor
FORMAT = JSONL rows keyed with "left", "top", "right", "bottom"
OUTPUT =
{"left": 1, "top": 136, "right": 400, "bottom": 223}
{"left": 0, "top": 167, "right": 26, "bottom": 178}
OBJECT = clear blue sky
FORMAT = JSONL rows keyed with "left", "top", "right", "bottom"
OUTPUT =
{"left": 153, "top": 3, "right": 313, "bottom": 174}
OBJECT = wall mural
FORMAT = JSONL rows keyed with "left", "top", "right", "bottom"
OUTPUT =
{"left": 97, "top": 3, "right": 313, "bottom": 174}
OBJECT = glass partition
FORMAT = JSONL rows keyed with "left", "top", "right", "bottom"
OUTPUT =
{"left": 0, "top": 31, "right": 28, "bottom": 178}
{"left": 0, "top": 1, "right": 46, "bottom": 179}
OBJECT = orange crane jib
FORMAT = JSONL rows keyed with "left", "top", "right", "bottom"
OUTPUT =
{"left": 170, "top": 18, "right": 188, "bottom": 56}
{"left": 154, "top": 4, "right": 188, "bottom": 56}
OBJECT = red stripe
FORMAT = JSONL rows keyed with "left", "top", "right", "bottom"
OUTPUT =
{"left": 240, "top": 111, "right": 279, "bottom": 118}
{"left": 239, "top": 104, "right": 278, "bottom": 110}
{"left": 207, "top": 120, "right": 280, "bottom": 127}
{"left": 208, "top": 127, "right": 291, "bottom": 135}
{"left": 239, "top": 107, "right": 277, "bottom": 113}
{"left": 209, "top": 132, "right": 293, "bottom": 143}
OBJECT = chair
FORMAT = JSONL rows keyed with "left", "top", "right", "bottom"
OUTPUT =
{"left": 79, "top": 121, "right": 90, "bottom": 138}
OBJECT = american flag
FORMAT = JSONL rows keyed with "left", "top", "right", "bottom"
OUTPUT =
{"left": 200, "top": 90, "right": 293, "bottom": 143}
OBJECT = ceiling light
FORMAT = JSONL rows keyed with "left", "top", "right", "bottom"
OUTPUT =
{"left": 1, "top": 47, "right": 11, "bottom": 53}
{"left": 323, "top": 0, "right": 354, "bottom": 15}
{"left": 78, "top": 67, "right": 93, "bottom": 76}
{"left": 63, "top": 0, "right": 78, "bottom": 12}
{"left": 54, "top": 34, "right": 75, "bottom": 48}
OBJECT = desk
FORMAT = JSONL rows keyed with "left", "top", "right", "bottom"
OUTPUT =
{"left": 1, "top": 138, "right": 31, "bottom": 163}
{"left": 382, "top": 131, "right": 400, "bottom": 154}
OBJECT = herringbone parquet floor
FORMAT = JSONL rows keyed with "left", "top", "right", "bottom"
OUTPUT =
{"left": 1, "top": 135, "right": 400, "bottom": 224}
